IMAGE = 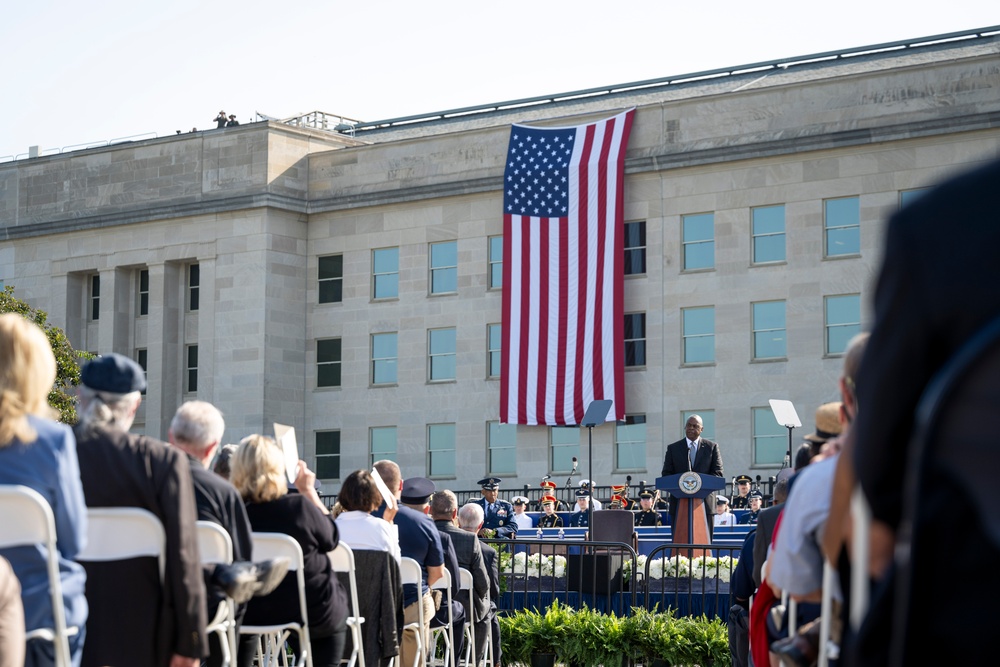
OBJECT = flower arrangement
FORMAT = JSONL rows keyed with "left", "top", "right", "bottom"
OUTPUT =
{"left": 501, "top": 551, "right": 568, "bottom": 578}
{"left": 624, "top": 554, "right": 738, "bottom": 582}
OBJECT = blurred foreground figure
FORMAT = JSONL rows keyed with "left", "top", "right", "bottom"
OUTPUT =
{"left": 852, "top": 157, "right": 1000, "bottom": 667}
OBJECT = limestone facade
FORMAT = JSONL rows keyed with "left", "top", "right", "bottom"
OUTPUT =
{"left": 2, "top": 33, "right": 999, "bottom": 492}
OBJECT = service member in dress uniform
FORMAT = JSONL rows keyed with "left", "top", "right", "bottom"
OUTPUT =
{"left": 634, "top": 490, "right": 663, "bottom": 527}
{"left": 738, "top": 490, "right": 763, "bottom": 524}
{"left": 579, "top": 479, "right": 602, "bottom": 510}
{"left": 609, "top": 484, "right": 636, "bottom": 510}
{"left": 537, "top": 495, "right": 563, "bottom": 528}
{"left": 639, "top": 481, "right": 669, "bottom": 511}
{"left": 535, "top": 479, "right": 568, "bottom": 512}
{"left": 511, "top": 496, "right": 534, "bottom": 532}
{"left": 569, "top": 489, "right": 591, "bottom": 527}
{"left": 730, "top": 474, "right": 753, "bottom": 509}
{"left": 472, "top": 477, "right": 518, "bottom": 538}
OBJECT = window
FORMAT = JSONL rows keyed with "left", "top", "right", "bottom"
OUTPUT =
{"left": 752, "top": 301, "right": 786, "bottom": 360}
{"left": 186, "top": 344, "right": 198, "bottom": 393}
{"left": 430, "top": 241, "right": 458, "bottom": 295}
{"left": 372, "top": 247, "right": 399, "bottom": 299}
{"left": 428, "top": 328, "right": 456, "bottom": 382}
{"left": 753, "top": 407, "right": 786, "bottom": 465}
{"left": 900, "top": 188, "right": 930, "bottom": 208}
{"left": 487, "top": 324, "right": 502, "bottom": 378}
{"left": 615, "top": 415, "right": 646, "bottom": 471}
{"left": 824, "top": 196, "right": 860, "bottom": 257}
{"left": 625, "top": 313, "right": 646, "bottom": 367}
{"left": 188, "top": 264, "right": 200, "bottom": 311}
{"left": 90, "top": 275, "right": 100, "bottom": 321}
{"left": 681, "top": 410, "right": 715, "bottom": 442}
{"left": 488, "top": 236, "right": 503, "bottom": 289}
{"left": 825, "top": 294, "right": 861, "bottom": 356}
{"left": 752, "top": 205, "right": 785, "bottom": 264}
{"left": 371, "top": 333, "right": 398, "bottom": 385}
{"left": 682, "top": 213, "right": 714, "bottom": 270}
{"left": 316, "top": 431, "right": 341, "bottom": 479}
{"left": 550, "top": 427, "right": 579, "bottom": 473}
{"left": 428, "top": 423, "right": 456, "bottom": 477}
{"left": 370, "top": 426, "right": 397, "bottom": 467}
{"left": 136, "top": 349, "right": 147, "bottom": 395}
{"left": 318, "top": 255, "right": 343, "bottom": 304}
{"left": 138, "top": 269, "right": 149, "bottom": 316}
{"left": 488, "top": 421, "right": 517, "bottom": 474}
{"left": 624, "top": 221, "right": 646, "bottom": 275}
{"left": 682, "top": 306, "right": 715, "bottom": 365}
{"left": 317, "top": 338, "right": 342, "bottom": 388}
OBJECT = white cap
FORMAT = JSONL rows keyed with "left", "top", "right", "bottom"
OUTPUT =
{"left": 579, "top": 479, "right": 591, "bottom": 487}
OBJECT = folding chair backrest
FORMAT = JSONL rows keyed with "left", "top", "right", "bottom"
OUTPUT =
{"left": 244, "top": 532, "right": 312, "bottom": 667}
{"left": 430, "top": 566, "right": 451, "bottom": 593}
{"left": 329, "top": 543, "right": 366, "bottom": 667}
{"left": 78, "top": 507, "right": 166, "bottom": 582}
{"left": 197, "top": 520, "right": 234, "bottom": 565}
{"left": 0, "top": 485, "right": 73, "bottom": 667}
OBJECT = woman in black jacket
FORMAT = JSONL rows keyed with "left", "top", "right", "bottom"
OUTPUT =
{"left": 231, "top": 434, "right": 347, "bottom": 667}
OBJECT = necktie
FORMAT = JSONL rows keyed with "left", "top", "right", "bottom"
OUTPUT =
{"left": 689, "top": 443, "right": 697, "bottom": 469}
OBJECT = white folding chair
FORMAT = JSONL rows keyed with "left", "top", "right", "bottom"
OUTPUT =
{"left": 77, "top": 507, "right": 166, "bottom": 582}
{"left": 458, "top": 568, "right": 476, "bottom": 667}
{"left": 0, "top": 485, "right": 75, "bottom": 667}
{"left": 428, "top": 567, "right": 455, "bottom": 667}
{"left": 329, "top": 543, "right": 366, "bottom": 667}
{"left": 197, "top": 521, "right": 238, "bottom": 667}
{"left": 240, "top": 532, "right": 313, "bottom": 667}
{"left": 397, "top": 557, "right": 425, "bottom": 667}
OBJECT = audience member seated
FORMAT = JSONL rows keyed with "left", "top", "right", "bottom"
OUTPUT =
{"left": 168, "top": 401, "right": 288, "bottom": 667}
{"left": 212, "top": 443, "right": 239, "bottom": 480}
{"left": 373, "top": 461, "right": 443, "bottom": 667}
{"left": 458, "top": 503, "right": 502, "bottom": 667}
{"left": 0, "top": 555, "right": 26, "bottom": 667}
{"left": 335, "top": 469, "right": 400, "bottom": 561}
{"left": 0, "top": 314, "right": 87, "bottom": 667}
{"left": 232, "top": 435, "right": 349, "bottom": 667}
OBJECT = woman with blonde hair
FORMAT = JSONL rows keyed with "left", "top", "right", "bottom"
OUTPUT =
{"left": 231, "top": 434, "right": 348, "bottom": 667}
{"left": 0, "top": 313, "right": 88, "bottom": 667}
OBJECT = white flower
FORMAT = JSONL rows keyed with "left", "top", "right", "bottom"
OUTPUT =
{"left": 648, "top": 557, "right": 665, "bottom": 580}
{"left": 512, "top": 552, "right": 527, "bottom": 574}
{"left": 552, "top": 555, "right": 567, "bottom": 578}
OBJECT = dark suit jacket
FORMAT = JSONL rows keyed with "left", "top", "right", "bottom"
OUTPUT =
{"left": 75, "top": 424, "right": 208, "bottom": 667}
{"left": 480, "top": 542, "right": 500, "bottom": 604}
{"left": 660, "top": 437, "right": 724, "bottom": 526}
{"left": 431, "top": 530, "right": 465, "bottom": 630}
{"left": 435, "top": 520, "right": 489, "bottom": 622}
{"left": 752, "top": 503, "right": 783, "bottom": 589}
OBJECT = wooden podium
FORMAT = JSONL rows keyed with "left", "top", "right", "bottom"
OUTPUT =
{"left": 656, "top": 472, "right": 726, "bottom": 557}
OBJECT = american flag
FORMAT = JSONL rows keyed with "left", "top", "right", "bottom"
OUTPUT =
{"left": 500, "top": 109, "right": 635, "bottom": 425}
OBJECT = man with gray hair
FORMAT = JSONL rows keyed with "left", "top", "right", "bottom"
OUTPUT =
{"left": 431, "top": 491, "right": 488, "bottom": 664}
{"left": 168, "top": 401, "right": 287, "bottom": 667}
{"left": 458, "top": 503, "right": 502, "bottom": 667}
{"left": 74, "top": 354, "right": 207, "bottom": 667}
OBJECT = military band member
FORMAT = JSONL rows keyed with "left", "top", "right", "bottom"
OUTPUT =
{"left": 730, "top": 474, "right": 753, "bottom": 509}
{"left": 471, "top": 477, "right": 517, "bottom": 538}
{"left": 537, "top": 495, "right": 563, "bottom": 528}
{"left": 569, "top": 489, "right": 590, "bottom": 528}
{"left": 533, "top": 479, "right": 568, "bottom": 512}
{"left": 610, "top": 483, "right": 637, "bottom": 510}
{"left": 639, "top": 481, "right": 669, "bottom": 511}
{"left": 634, "top": 490, "right": 662, "bottom": 527}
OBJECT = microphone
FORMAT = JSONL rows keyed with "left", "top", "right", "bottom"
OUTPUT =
{"left": 571, "top": 457, "right": 578, "bottom": 473}
{"left": 541, "top": 474, "right": 551, "bottom": 481}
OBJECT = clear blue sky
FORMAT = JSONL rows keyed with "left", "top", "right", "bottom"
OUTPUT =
{"left": 1, "top": 1, "right": 997, "bottom": 160}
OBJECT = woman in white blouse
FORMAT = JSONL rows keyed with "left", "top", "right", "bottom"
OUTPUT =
{"left": 334, "top": 469, "right": 400, "bottom": 561}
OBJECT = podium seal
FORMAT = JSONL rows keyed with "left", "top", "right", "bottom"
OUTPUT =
{"left": 679, "top": 471, "right": 703, "bottom": 495}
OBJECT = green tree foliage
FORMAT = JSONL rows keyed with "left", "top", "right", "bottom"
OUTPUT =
{"left": 1, "top": 285, "right": 94, "bottom": 424}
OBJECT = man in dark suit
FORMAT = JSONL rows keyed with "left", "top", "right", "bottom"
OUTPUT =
{"left": 660, "top": 414, "right": 725, "bottom": 535}
{"left": 431, "top": 490, "right": 488, "bottom": 664}
{"left": 458, "top": 502, "right": 502, "bottom": 667}
{"left": 850, "top": 157, "right": 1000, "bottom": 666}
